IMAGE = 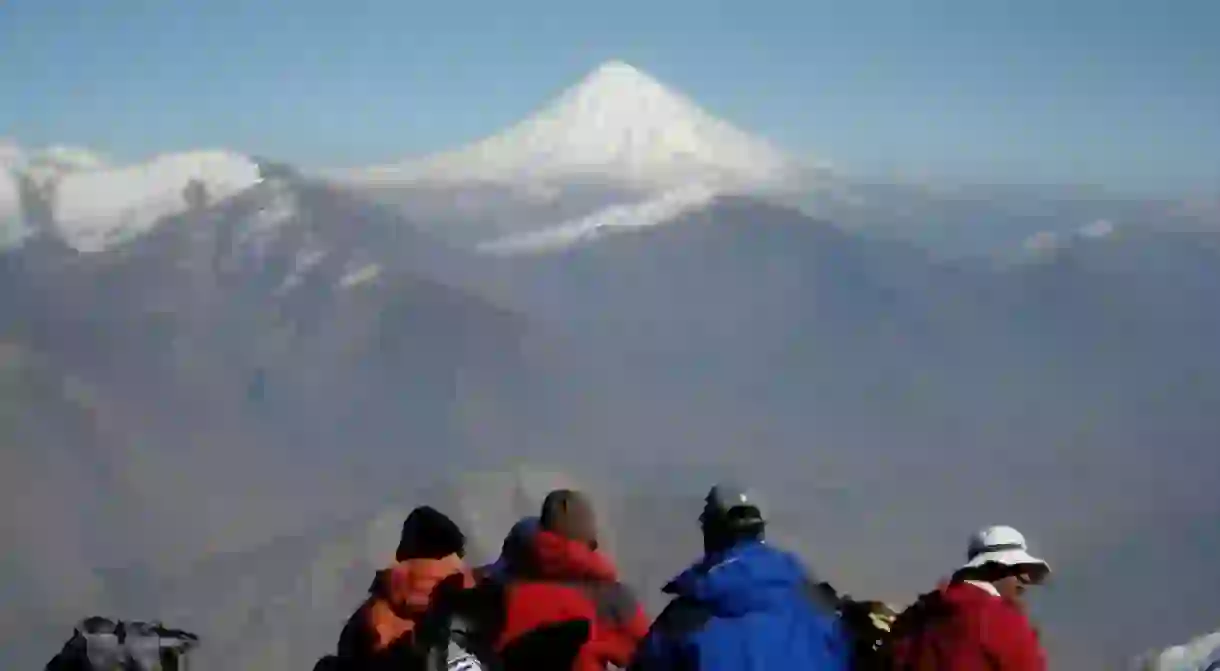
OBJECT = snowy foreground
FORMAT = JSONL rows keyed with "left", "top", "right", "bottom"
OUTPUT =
{"left": 1137, "top": 631, "right": 1220, "bottom": 671}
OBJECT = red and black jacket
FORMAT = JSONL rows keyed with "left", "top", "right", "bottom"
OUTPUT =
{"left": 493, "top": 530, "right": 650, "bottom": 671}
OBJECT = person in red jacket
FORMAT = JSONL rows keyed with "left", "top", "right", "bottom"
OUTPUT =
{"left": 493, "top": 489, "right": 651, "bottom": 671}
{"left": 887, "top": 525, "right": 1051, "bottom": 671}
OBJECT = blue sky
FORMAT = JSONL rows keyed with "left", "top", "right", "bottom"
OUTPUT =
{"left": 2, "top": 0, "right": 1217, "bottom": 193}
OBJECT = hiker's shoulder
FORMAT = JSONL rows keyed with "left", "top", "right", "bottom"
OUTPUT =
{"left": 651, "top": 596, "right": 717, "bottom": 640}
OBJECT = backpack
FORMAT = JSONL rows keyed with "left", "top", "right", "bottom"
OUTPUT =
{"left": 423, "top": 612, "right": 592, "bottom": 671}
{"left": 45, "top": 617, "right": 200, "bottom": 671}
{"left": 837, "top": 599, "right": 899, "bottom": 671}
{"left": 813, "top": 582, "right": 899, "bottom": 671}
{"left": 416, "top": 576, "right": 593, "bottom": 671}
{"left": 417, "top": 578, "right": 503, "bottom": 671}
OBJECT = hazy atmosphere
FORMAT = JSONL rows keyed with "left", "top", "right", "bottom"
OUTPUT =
{"left": 2, "top": 1, "right": 1218, "bottom": 670}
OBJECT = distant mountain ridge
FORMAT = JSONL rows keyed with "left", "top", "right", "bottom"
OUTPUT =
{"left": 5, "top": 62, "right": 1216, "bottom": 257}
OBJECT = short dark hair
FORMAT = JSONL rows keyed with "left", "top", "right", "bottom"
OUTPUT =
{"left": 540, "top": 489, "right": 584, "bottom": 530}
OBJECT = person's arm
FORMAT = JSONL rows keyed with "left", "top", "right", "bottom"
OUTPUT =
{"left": 598, "top": 612, "right": 652, "bottom": 666}
{"left": 627, "top": 624, "right": 673, "bottom": 671}
{"left": 796, "top": 565, "right": 844, "bottom": 616}
{"left": 586, "top": 582, "right": 652, "bottom": 667}
{"left": 626, "top": 598, "right": 702, "bottom": 671}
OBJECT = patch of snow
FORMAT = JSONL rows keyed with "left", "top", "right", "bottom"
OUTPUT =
{"left": 1140, "top": 630, "right": 1220, "bottom": 671}
{"left": 54, "top": 150, "right": 262, "bottom": 252}
{"left": 20, "top": 145, "right": 111, "bottom": 199}
{"left": 1021, "top": 230, "right": 1063, "bottom": 254}
{"left": 276, "top": 245, "right": 327, "bottom": 294}
{"left": 478, "top": 182, "right": 719, "bottom": 255}
{"left": 236, "top": 180, "right": 299, "bottom": 258}
{"left": 518, "top": 182, "right": 562, "bottom": 203}
{"left": 1022, "top": 218, "right": 1120, "bottom": 257}
{"left": 338, "top": 262, "right": 382, "bottom": 289}
{"left": 347, "top": 60, "right": 802, "bottom": 193}
{"left": 1079, "top": 218, "right": 1116, "bottom": 239}
{"left": 30, "top": 145, "right": 108, "bottom": 172}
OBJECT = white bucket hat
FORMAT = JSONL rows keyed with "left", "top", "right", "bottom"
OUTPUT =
{"left": 960, "top": 525, "right": 1051, "bottom": 583}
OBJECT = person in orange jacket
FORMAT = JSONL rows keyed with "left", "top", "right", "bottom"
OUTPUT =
{"left": 336, "top": 506, "right": 474, "bottom": 671}
{"left": 887, "top": 525, "right": 1051, "bottom": 671}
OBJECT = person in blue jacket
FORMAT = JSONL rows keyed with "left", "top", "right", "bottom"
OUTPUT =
{"left": 629, "top": 484, "right": 849, "bottom": 671}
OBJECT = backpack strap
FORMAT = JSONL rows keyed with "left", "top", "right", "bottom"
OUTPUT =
{"left": 419, "top": 580, "right": 505, "bottom": 671}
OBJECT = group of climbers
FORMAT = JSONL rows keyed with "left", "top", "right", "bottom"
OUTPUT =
{"left": 314, "top": 484, "right": 1055, "bottom": 671}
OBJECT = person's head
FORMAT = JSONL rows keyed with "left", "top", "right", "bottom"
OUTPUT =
{"left": 952, "top": 525, "right": 1050, "bottom": 606}
{"left": 395, "top": 506, "right": 466, "bottom": 561}
{"left": 540, "top": 489, "right": 598, "bottom": 549}
{"left": 484, "top": 516, "right": 541, "bottom": 579}
{"left": 699, "top": 484, "right": 766, "bottom": 554}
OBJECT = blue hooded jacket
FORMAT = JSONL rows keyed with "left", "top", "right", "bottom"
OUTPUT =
{"left": 630, "top": 540, "right": 849, "bottom": 671}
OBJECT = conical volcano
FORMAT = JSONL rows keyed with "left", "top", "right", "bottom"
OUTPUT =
{"left": 355, "top": 60, "right": 799, "bottom": 191}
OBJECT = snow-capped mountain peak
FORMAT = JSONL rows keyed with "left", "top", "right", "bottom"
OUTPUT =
{"left": 1, "top": 145, "right": 263, "bottom": 253}
{"left": 349, "top": 60, "right": 801, "bottom": 192}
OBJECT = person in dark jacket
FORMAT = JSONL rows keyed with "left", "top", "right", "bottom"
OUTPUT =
{"left": 886, "top": 525, "right": 1050, "bottom": 671}
{"left": 629, "top": 483, "right": 849, "bottom": 671}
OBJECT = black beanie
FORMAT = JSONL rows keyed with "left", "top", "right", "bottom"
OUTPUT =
{"left": 396, "top": 506, "right": 466, "bottom": 561}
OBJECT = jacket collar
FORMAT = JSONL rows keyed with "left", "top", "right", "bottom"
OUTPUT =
{"left": 528, "top": 530, "right": 618, "bottom": 582}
